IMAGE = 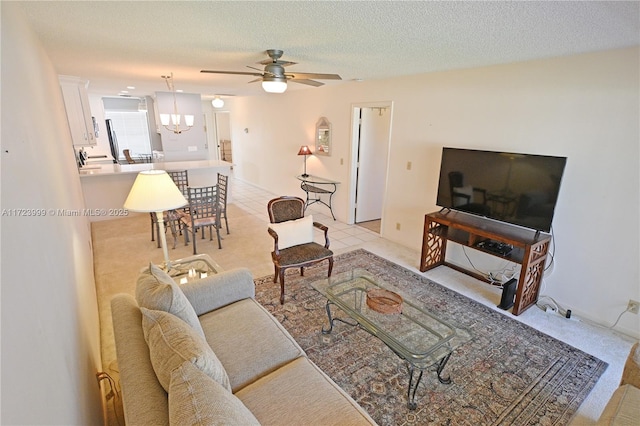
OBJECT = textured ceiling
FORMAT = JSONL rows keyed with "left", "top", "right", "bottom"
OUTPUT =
{"left": 15, "top": 1, "right": 640, "bottom": 98}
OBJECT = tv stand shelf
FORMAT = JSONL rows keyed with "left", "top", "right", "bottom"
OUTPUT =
{"left": 420, "top": 211, "right": 551, "bottom": 315}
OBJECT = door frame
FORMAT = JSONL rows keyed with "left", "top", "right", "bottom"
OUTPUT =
{"left": 347, "top": 101, "right": 393, "bottom": 228}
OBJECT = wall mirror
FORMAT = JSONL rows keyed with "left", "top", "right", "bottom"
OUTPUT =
{"left": 315, "top": 117, "right": 331, "bottom": 156}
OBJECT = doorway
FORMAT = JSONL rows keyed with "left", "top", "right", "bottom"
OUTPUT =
{"left": 348, "top": 103, "right": 392, "bottom": 232}
{"left": 204, "top": 111, "right": 232, "bottom": 162}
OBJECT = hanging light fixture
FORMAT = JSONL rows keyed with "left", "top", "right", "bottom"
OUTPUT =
{"left": 262, "top": 76, "right": 288, "bottom": 93}
{"left": 211, "top": 96, "right": 224, "bottom": 108}
{"left": 159, "top": 73, "right": 194, "bottom": 134}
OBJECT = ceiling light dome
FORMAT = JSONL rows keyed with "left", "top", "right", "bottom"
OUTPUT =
{"left": 262, "top": 76, "right": 287, "bottom": 93}
{"left": 211, "top": 96, "right": 224, "bottom": 108}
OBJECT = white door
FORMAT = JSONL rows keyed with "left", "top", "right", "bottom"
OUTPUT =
{"left": 354, "top": 106, "right": 391, "bottom": 223}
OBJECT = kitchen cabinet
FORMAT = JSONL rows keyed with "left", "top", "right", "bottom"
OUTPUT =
{"left": 59, "top": 75, "right": 96, "bottom": 146}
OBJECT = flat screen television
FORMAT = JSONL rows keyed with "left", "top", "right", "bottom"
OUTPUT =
{"left": 436, "top": 148, "right": 567, "bottom": 233}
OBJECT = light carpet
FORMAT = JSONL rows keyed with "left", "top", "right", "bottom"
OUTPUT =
{"left": 254, "top": 249, "right": 608, "bottom": 426}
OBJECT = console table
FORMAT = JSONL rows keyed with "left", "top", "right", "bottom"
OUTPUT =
{"left": 419, "top": 210, "right": 551, "bottom": 315}
{"left": 296, "top": 175, "right": 339, "bottom": 220}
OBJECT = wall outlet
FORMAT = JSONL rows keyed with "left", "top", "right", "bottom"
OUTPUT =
{"left": 628, "top": 299, "right": 639, "bottom": 314}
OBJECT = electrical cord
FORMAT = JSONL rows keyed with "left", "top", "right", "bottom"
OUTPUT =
{"left": 536, "top": 293, "right": 634, "bottom": 331}
{"left": 461, "top": 245, "right": 519, "bottom": 287}
{"left": 97, "top": 371, "right": 123, "bottom": 426}
{"left": 544, "top": 225, "right": 556, "bottom": 272}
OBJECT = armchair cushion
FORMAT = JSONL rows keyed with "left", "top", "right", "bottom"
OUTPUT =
{"left": 277, "top": 242, "right": 333, "bottom": 267}
{"left": 269, "top": 215, "right": 314, "bottom": 249}
{"left": 169, "top": 361, "right": 260, "bottom": 426}
{"left": 136, "top": 263, "right": 205, "bottom": 337}
{"left": 141, "top": 307, "right": 231, "bottom": 393}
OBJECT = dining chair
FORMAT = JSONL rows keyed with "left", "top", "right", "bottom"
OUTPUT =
{"left": 123, "top": 149, "right": 136, "bottom": 164}
{"left": 181, "top": 185, "right": 222, "bottom": 254}
{"left": 150, "top": 170, "right": 189, "bottom": 248}
{"left": 217, "top": 172, "right": 230, "bottom": 234}
{"left": 267, "top": 196, "right": 333, "bottom": 304}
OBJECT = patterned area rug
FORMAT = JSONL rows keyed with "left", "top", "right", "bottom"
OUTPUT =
{"left": 253, "top": 249, "right": 607, "bottom": 426}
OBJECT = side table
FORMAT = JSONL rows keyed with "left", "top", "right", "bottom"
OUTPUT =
{"left": 167, "top": 254, "right": 223, "bottom": 284}
{"left": 296, "top": 174, "right": 340, "bottom": 220}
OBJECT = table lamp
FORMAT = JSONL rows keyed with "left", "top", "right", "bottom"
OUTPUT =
{"left": 124, "top": 170, "right": 187, "bottom": 270}
{"left": 297, "top": 145, "right": 311, "bottom": 177}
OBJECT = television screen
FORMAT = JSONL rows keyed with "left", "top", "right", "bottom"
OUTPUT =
{"left": 436, "top": 148, "right": 567, "bottom": 232}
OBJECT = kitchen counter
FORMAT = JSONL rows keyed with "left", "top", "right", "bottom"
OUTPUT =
{"left": 79, "top": 160, "right": 232, "bottom": 177}
{"left": 79, "top": 160, "right": 233, "bottom": 222}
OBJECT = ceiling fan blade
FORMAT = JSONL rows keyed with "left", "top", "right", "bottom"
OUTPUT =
{"left": 247, "top": 78, "right": 263, "bottom": 83}
{"left": 286, "top": 72, "right": 342, "bottom": 80}
{"left": 290, "top": 79, "right": 324, "bottom": 87}
{"left": 200, "top": 70, "right": 263, "bottom": 77}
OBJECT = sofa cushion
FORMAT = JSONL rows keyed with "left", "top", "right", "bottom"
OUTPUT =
{"left": 136, "top": 262, "right": 205, "bottom": 337}
{"left": 596, "top": 384, "right": 640, "bottom": 425}
{"left": 269, "top": 214, "right": 314, "bottom": 249}
{"left": 199, "top": 298, "right": 305, "bottom": 392}
{"left": 141, "top": 307, "right": 231, "bottom": 392}
{"left": 235, "top": 357, "right": 376, "bottom": 425}
{"left": 169, "top": 361, "right": 260, "bottom": 426}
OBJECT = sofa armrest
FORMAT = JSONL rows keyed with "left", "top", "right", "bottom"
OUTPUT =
{"left": 111, "top": 294, "right": 169, "bottom": 426}
{"left": 181, "top": 267, "right": 255, "bottom": 315}
{"left": 620, "top": 342, "right": 640, "bottom": 388}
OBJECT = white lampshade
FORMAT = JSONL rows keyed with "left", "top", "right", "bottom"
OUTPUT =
{"left": 262, "top": 77, "right": 287, "bottom": 93}
{"left": 159, "top": 114, "right": 170, "bottom": 126}
{"left": 124, "top": 170, "right": 187, "bottom": 212}
{"left": 184, "top": 115, "right": 195, "bottom": 127}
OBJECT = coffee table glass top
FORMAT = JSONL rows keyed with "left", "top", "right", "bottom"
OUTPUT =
{"left": 312, "top": 268, "right": 472, "bottom": 369}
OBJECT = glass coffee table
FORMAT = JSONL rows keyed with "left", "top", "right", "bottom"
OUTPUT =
{"left": 312, "top": 269, "right": 473, "bottom": 410}
{"left": 167, "top": 254, "right": 223, "bottom": 284}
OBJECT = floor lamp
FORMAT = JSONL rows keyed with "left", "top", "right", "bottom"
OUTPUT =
{"left": 124, "top": 170, "right": 187, "bottom": 270}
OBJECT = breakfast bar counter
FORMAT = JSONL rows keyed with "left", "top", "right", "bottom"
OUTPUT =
{"left": 79, "top": 160, "right": 233, "bottom": 222}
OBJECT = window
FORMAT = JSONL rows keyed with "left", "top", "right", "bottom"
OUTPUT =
{"left": 104, "top": 110, "right": 152, "bottom": 161}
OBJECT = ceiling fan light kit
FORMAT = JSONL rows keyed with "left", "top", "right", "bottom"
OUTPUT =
{"left": 201, "top": 49, "right": 341, "bottom": 94}
{"left": 262, "top": 76, "right": 288, "bottom": 93}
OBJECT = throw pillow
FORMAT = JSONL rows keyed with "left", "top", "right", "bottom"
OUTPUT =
{"left": 169, "top": 361, "right": 260, "bottom": 426}
{"left": 141, "top": 307, "right": 231, "bottom": 393}
{"left": 269, "top": 215, "right": 314, "bottom": 250}
{"left": 136, "top": 262, "right": 205, "bottom": 337}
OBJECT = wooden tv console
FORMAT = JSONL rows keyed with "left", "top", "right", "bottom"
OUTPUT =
{"left": 419, "top": 211, "right": 551, "bottom": 315}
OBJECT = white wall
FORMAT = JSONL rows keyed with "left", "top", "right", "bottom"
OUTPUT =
{"left": 1, "top": 4, "right": 103, "bottom": 424}
{"left": 228, "top": 47, "right": 640, "bottom": 338}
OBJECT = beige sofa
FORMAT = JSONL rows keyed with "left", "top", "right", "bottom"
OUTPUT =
{"left": 596, "top": 342, "right": 640, "bottom": 425}
{"left": 111, "top": 263, "right": 376, "bottom": 425}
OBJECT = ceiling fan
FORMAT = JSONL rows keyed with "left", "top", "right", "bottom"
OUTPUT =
{"left": 201, "top": 49, "right": 342, "bottom": 93}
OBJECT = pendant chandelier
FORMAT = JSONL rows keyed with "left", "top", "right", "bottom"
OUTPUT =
{"left": 160, "top": 73, "right": 194, "bottom": 134}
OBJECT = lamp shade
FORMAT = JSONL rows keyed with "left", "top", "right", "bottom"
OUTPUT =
{"left": 124, "top": 170, "right": 187, "bottom": 212}
{"left": 297, "top": 145, "right": 311, "bottom": 156}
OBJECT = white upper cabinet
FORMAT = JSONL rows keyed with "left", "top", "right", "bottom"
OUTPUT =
{"left": 59, "top": 75, "right": 96, "bottom": 146}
